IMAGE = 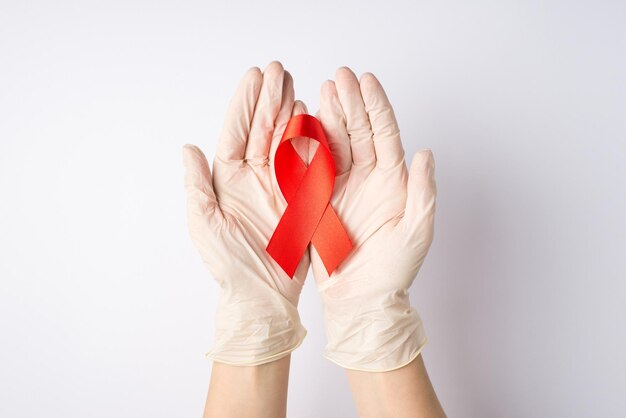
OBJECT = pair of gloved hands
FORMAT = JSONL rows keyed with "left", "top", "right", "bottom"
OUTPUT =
{"left": 183, "top": 61, "right": 436, "bottom": 372}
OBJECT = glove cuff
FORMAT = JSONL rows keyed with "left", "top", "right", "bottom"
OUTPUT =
{"left": 205, "top": 285, "right": 306, "bottom": 366}
{"left": 322, "top": 293, "right": 427, "bottom": 371}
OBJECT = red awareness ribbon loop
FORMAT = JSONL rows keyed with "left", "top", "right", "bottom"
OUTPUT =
{"left": 267, "top": 114, "right": 353, "bottom": 279}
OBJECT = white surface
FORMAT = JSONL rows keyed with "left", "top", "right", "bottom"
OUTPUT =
{"left": 1, "top": 1, "right": 625, "bottom": 417}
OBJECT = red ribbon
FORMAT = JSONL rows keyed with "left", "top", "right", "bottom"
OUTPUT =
{"left": 267, "top": 114, "right": 353, "bottom": 279}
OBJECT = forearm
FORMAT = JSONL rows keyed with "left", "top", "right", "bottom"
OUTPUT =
{"left": 203, "top": 355, "right": 291, "bottom": 418}
{"left": 345, "top": 354, "right": 446, "bottom": 418}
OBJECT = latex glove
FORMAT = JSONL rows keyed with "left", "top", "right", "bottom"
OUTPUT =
{"left": 183, "top": 62, "right": 310, "bottom": 366}
{"left": 312, "top": 67, "right": 437, "bottom": 372}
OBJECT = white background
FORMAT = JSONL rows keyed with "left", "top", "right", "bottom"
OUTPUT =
{"left": 1, "top": 1, "right": 625, "bottom": 417}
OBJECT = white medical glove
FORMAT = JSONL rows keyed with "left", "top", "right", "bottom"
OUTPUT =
{"left": 312, "top": 67, "right": 437, "bottom": 371}
{"left": 183, "top": 62, "right": 310, "bottom": 366}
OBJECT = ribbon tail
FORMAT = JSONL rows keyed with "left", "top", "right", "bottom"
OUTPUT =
{"left": 311, "top": 205, "right": 353, "bottom": 276}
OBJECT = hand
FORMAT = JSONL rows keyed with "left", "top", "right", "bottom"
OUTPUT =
{"left": 311, "top": 67, "right": 437, "bottom": 371}
{"left": 183, "top": 61, "right": 310, "bottom": 366}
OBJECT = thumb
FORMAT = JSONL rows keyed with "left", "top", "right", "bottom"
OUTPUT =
{"left": 182, "top": 144, "right": 223, "bottom": 224}
{"left": 401, "top": 149, "right": 436, "bottom": 240}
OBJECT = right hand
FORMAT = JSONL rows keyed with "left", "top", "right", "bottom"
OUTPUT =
{"left": 183, "top": 61, "right": 309, "bottom": 366}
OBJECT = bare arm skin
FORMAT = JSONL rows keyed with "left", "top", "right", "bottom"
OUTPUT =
{"left": 203, "top": 355, "right": 291, "bottom": 418}
{"left": 346, "top": 355, "right": 447, "bottom": 418}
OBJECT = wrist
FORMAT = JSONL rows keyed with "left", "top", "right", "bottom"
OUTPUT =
{"left": 205, "top": 356, "right": 292, "bottom": 418}
{"left": 345, "top": 354, "right": 447, "bottom": 418}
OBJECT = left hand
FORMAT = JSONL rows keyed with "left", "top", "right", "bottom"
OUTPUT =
{"left": 311, "top": 67, "right": 437, "bottom": 371}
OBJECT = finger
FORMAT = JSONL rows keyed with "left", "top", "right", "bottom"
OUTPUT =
{"left": 290, "top": 100, "right": 310, "bottom": 164}
{"left": 269, "top": 70, "right": 295, "bottom": 165}
{"left": 334, "top": 66, "right": 376, "bottom": 166}
{"left": 182, "top": 144, "right": 223, "bottom": 225}
{"left": 360, "top": 72, "right": 405, "bottom": 169}
{"left": 401, "top": 149, "right": 436, "bottom": 239}
{"left": 245, "top": 61, "right": 285, "bottom": 163}
{"left": 216, "top": 67, "right": 263, "bottom": 162}
{"left": 319, "top": 80, "right": 352, "bottom": 175}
